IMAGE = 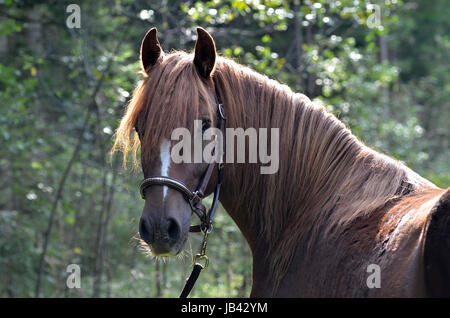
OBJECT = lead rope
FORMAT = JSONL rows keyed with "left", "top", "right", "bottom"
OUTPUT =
{"left": 179, "top": 155, "right": 223, "bottom": 298}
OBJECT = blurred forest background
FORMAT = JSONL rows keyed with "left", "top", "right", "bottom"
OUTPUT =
{"left": 0, "top": 0, "right": 448, "bottom": 297}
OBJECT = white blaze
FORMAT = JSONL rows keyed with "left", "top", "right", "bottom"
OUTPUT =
{"left": 160, "top": 139, "right": 171, "bottom": 200}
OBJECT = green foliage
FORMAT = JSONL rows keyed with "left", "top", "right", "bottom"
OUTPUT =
{"left": 0, "top": 0, "right": 448, "bottom": 297}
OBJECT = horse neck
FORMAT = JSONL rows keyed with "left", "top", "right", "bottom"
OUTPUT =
{"left": 216, "top": 62, "right": 435, "bottom": 292}
{"left": 216, "top": 65, "right": 365, "bottom": 244}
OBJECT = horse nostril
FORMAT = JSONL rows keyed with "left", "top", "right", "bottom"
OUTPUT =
{"left": 139, "top": 217, "right": 154, "bottom": 245}
{"left": 167, "top": 218, "right": 180, "bottom": 242}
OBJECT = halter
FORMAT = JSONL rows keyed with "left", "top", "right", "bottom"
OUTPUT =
{"left": 139, "top": 89, "right": 226, "bottom": 298}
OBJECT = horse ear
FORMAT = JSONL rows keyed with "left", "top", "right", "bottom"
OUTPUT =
{"left": 194, "top": 27, "right": 216, "bottom": 78}
{"left": 140, "top": 28, "right": 162, "bottom": 73}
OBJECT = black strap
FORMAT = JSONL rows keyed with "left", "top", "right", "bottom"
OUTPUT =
{"left": 189, "top": 225, "right": 202, "bottom": 233}
{"left": 179, "top": 168, "right": 222, "bottom": 297}
{"left": 180, "top": 264, "right": 203, "bottom": 298}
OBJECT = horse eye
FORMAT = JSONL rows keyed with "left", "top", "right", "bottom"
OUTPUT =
{"left": 202, "top": 119, "right": 211, "bottom": 133}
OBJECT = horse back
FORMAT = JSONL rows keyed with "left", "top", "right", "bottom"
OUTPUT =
{"left": 423, "top": 187, "right": 450, "bottom": 297}
{"left": 272, "top": 187, "right": 449, "bottom": 297}
{"left": 370, "top": 187, "right": 449, "bottom": 297}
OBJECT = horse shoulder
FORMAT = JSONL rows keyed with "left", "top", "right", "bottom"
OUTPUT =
{"left": 374, "top": 188, "right": 445, "bottom": 296}
{"left": 423, "top": 187, "right": 450, "bottom": 297}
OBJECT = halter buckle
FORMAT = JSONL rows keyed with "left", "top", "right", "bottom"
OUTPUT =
{"left": 190, "top": 190, "right": 203, "bottom": 205}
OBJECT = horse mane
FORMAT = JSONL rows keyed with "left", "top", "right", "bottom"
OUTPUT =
{"left": 212, "top": 56, "right": 435, "bottom": 292}
{"left": 113, "top": 50, "right": 435, "bottom": 294}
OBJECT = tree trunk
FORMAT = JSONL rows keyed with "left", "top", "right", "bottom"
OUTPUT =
{"left": 35, "top": 111, "right": 91, "bottom": 298}
{"left": 26, "top": 6, "right": 43, "bottom": 55}
{"left": 155, "top": 261, "right": 162, "bottom": 297}
{"left": 0, "top": 18, "right": 8, "bottom": 55}
{"left": 378, "top": 11, "right": 390, "bottom": 118}
{"left": 293, "top": 0, "right": 305, "bottom": 90}
{"left": 226, "top": 231, "right": 232, "bottom": 296}
{"left": 306, "top": 24, "right": 315, "bottom": 96}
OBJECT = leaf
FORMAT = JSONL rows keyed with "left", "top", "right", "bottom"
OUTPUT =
{"left": 261, "top": 35, "right": 271, "bottom": 43}
{"left": 31, "top": 161, "right": 42, "bottom": 169}
{"left": 66, "top": 216, "right": 75, "bottom": 225}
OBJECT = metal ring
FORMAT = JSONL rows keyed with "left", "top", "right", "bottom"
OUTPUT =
{"left": 218, "top": 104, "right": 226, "bottom": 120}
{"left": 193, "top": 254, "right": 209, "bottom": 270}
{"left": 206, "top": 223, "right": 213, "bottom": 234}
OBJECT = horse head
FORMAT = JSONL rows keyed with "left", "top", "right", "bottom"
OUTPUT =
{"left": 133, "top": 27, "right": 221, "bottom": 256}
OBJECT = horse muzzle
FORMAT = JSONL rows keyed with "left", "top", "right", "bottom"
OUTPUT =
{"left": 139, "top": 213, "right": 184, "bottom": 256}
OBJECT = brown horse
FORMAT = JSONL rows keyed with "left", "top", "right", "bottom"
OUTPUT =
{"left": 113, "top": 27, "right": 450, "bottom": 297}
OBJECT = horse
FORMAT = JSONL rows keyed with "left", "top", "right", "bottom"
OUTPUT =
{"left": 113, "top": 27, "right": 450, "bottom": 297}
